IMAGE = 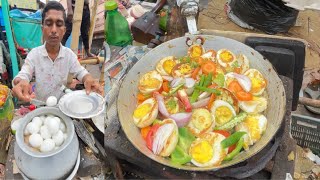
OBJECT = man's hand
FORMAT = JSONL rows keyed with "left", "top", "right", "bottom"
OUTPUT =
{"left": 67, "top": 10, "right": 74, "bottom": 22}
{"left": 12, "top": 79, "right": 35, "bottom": 102}
{"left": 83, "top": 75, "right": 103, "bottom": 95}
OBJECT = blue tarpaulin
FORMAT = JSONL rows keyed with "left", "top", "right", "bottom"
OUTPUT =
{"left": 9, "top": 9, "right": 42, "bottom": 49}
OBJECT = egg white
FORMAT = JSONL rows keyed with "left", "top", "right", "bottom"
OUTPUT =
{"left": 190, "top": 132, "right": 228, "bottom": 167}
{"left": 216, "top": 49, "right": 236, "bottom": 68}
{"left": 133, "top": 98, "right": 158, "bottom": 128}
{"left": 211, "top": 100, "right": 236, "bottom": 127}
{"left": 187, "top": 108, "right": 215, "bottom": 137}
{"left": 138, "top": 70, "right": 163, "bottom": 94}
{"left": 244, "top": 69, "right": 267, "bottom": 96}
{"left": 156, "top": 56, "right": 177, "bottom": 76}
{"left": 237, "top": 54, "right": 250, "bottom": 74}
{"left": 235, "top": 114, "right": 267, "bottom": 150}
{"left": 239, "top": 97, "right": 267, "bottom": 114}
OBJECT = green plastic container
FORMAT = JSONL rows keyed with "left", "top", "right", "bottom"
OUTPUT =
{"left": 105, "top": 1, "right": 132, "bottom": 47}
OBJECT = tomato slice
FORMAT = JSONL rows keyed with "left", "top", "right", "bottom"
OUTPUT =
{"left": 227, "top": 80, "right": 243, "bottom": 93}
{"left": 146, "top": 124, "right": 161, "bottom": 150}
{"left": 214, "top": 130, "right": 236, "bottom": 153}
{"left": 141, "top": 126, "right": 151, "bottom": 140}
{"left": 236, "top": 91, "right": 253, "bottom": 101}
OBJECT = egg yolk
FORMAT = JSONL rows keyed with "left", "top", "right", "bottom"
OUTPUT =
{"left": 141, "top": 78, "right": 161, "bottom": 89}
{"left": 133, "top": 103, "right": 152, "bottom": 119}
{"left": 190, "top": 46, "right": 203, "bottom": 58}
{"left": 243, "top": 116, "right": 261, "bottom": 141}
{"left": 220, "top": 51, "right": 234, "bottom": 63}
{"left": 215, "top": 106, "right": 233, "bottom": 126}
{"left": 163, "top": 60, "right": 176, "bottom": 74}
{"left": 191, "top": 141, "right": 213, "bottom": 163}
{"left": 178, "top": 64, "right": 192, "bottom": 74}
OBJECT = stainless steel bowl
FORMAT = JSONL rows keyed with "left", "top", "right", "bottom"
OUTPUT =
{"left": 14, "top": 107, "right": 79, "bottom": 180}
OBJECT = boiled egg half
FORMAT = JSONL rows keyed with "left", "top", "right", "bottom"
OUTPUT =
{"left": 216, "top": 49, "right": 237, "bottom": 68}
{"left": 156, "top": 56, "right": 177, "bottom": 76}
{"left": 138, "top": 70, "right": 163, "bottom": 94}
{"left": 235, "top": 114, "right": 267, "bottom": 150}
{"left": 189, "top": 132, "right": 228, "bottom": 167}
{"left": 244, "top": 69, "right": 267, "bottom": 96}
{"left": 211, "top": 100, "right": 236, "bottom": 127}
{"left": 133, "top": 97, "right": 158, "bottom": 128}
{"left": 187, "top": 108, "right": 214, "bottom": 137}
{"left": 239, "top": 96, "right": 268, "bottom": 114}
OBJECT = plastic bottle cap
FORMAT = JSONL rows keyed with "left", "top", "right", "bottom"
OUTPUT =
{"left": 105, "top": 1, "right": 118, "bottom": 11}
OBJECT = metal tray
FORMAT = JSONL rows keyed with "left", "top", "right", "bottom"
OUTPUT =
{"left": 58, "top": 90, "right": 105, "bottom": 119}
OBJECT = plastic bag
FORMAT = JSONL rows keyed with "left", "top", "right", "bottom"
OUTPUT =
{"left": 229, "top": 0, "right": 299, "bottom": 34}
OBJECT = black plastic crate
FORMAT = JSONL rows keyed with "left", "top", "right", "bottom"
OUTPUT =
{"left": 291, "top": 114, "right": 320, "bottom": 152}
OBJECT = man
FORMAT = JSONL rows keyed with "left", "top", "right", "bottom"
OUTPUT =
{"left": 62, "top": 0, "right": 94, "bottom": 57}
{"left": 12, "top": 1, "right": 102, "bottom": 102}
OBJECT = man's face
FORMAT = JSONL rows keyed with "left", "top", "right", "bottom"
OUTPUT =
{"left": 42, "top": 9, "right": 66, "bottom": 46}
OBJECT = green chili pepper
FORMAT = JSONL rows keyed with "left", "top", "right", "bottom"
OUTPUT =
{"left": 194, "top": 85, "right": 221, "bottom": 95}
{"left": 202, "top": 72, "right": 213, "bottom": 87}
{"left": 190, "top": 75, "right": 205, "bottom": 103}
{"left": 171, "top": 145, "right": 192, "bottom": 165}
{"left": 165, "top": 83, "right": 184, "bottom": 96}
{"left": 152, "top": 119, "right": 162, "bottom": 126}
{"left": 213, "top": 73, "right": 225, "bottom": 87}
{"left": 221, "top": 131, "right": 246, "bottom": 148}
{"left": 178, "top": 127, "right": 196, "bottom": 152}
{"left": 214, "top": 112, "right": 247, "bottom": 130}
{"left": 224, "top": 137, "right": 244, "bottom": 161}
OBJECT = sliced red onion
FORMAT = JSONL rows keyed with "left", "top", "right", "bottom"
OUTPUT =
{"left": 185, "top": 78, "right": 196, "bottom": 88}
{"left": 191, "top": 97, "right": 210, "bottom": 109}
{"left": 154, "top": 92, "right": 170, "bottom": 118}
{"left": 152, "top": 123, "right": 174, "bottom": 155}
{"left": 169, "top": 112, "right": 192, "bottom": 127}
{"left": 171, "top": 78, "right": 185, "bottom": 88}
{"left": 198, "top": 92, "right": 210, "bottom": 100}
{"left": 162, "top": 76, "right": 174, "bottom": 82}
{"left": 186, "top": 87, "right": 195, "bottom": 95}
{"left": 233, "top": 73, "right": 252, "bottom": 92}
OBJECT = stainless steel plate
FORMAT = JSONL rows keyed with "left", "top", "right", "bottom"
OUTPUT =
{"left": 58, "top": 90, "right": 105, "bottom": 119}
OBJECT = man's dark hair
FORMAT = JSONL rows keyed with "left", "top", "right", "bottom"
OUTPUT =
{"left": 42, "top": 1, "right": 66, "bottom": 24}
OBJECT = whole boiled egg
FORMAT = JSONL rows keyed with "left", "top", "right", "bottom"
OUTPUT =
{"left": 152, "top": 119, "right": 179, "bottom": 157}
{"left": 216, "top": 49, "right": 237, "bottom": 68}
{"left": 235, "top": 114, "right": 267, "bottom": 150}
{"left": 211, "top": 100, "right": 236, "bottom": 127}
{"left": 239, "top": 96, "right": 268, "bottom": 114}
{"left": 188, "top": 44, "right": 205, "bottom": 58}
{"left": 189, "top": 132, "right": 228, "bottom": 167}
{"left": 138, "top": 70, "right": 163, "bottom": 94}
{"left": 244, "top": 69, "right": 267, "bottom": 96}
{"left": 156, "top": 56, "right": 177, "bottom": 76}
{"left": 172, "top": 63, "right": 193, "bottom": 78}
{"left": 187, "top": 108, "right": 215, "bottom": 137}
{"left": 133, "top": 97, "right": 158, "bottom": 128}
